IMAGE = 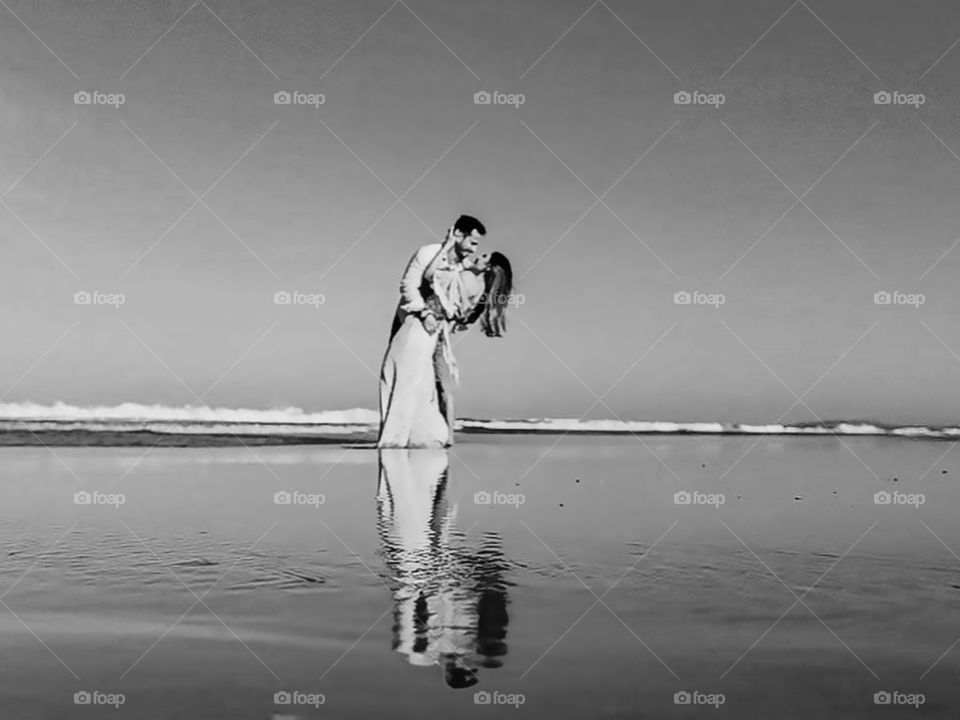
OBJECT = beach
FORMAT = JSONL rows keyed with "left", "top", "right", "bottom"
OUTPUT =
{"left": 1, "top": 434, "right": 958, "bottom": 718}
{"left": 5, "top": 0, "right": 960, "bottom": 715}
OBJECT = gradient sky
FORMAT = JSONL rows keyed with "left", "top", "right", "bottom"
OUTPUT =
{"left": 4, "top": 0, "right": 960, "bottom": 424}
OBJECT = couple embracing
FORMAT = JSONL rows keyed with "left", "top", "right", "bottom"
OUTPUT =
{"left": 377, "top": 215, "right": 513, "bottom": 448}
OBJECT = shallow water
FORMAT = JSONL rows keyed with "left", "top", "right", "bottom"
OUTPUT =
{"left": 1, "top": 435, "right": 959, "bottom": 718}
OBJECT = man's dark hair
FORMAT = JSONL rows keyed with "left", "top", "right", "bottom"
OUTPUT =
{"left": 454, "top": 214, "right": 486, "bottom": 237}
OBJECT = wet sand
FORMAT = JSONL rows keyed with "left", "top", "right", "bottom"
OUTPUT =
{"left": 0, "top": 435, "right": 958, "bottom": 718}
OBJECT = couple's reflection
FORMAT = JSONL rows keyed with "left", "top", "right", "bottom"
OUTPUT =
{"left": 377, "top": 449, "right": 510, "bottom": 688}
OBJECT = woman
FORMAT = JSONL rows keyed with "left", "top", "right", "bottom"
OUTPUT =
{"left": 377, "top": 237, "right": 513, "bottom": 449}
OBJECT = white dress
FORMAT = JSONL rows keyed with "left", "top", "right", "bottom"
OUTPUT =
{"left": 377, "top": 247, "right": 484, "bottom": 449}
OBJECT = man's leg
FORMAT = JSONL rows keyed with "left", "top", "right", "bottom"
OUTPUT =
{"left": 390, "top": 308, "right": 403, "bottom": 341}
{"left": 433, "top": 337, "right": 454, "bottom": 446}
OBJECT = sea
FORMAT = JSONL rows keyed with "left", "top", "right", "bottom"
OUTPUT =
{"left": 0, "top": 403, "right": 958, "bottom": 718}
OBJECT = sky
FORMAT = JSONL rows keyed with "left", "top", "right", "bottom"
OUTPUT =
{"left": 3, "top": 0, "right": 960, "bottom": 424}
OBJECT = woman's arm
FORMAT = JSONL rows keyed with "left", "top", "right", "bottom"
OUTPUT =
{"left": 457, "top": 301, "right": 485, "bottom": 331}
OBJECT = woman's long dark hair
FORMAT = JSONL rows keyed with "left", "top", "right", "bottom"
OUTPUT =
{"left": 465, "top": 252, "right": 513, "bottom": 337}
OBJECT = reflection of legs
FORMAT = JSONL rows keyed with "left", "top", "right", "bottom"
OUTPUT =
{"left": 475, "top": 539, "right": 510, "bottom": 668}
{"left": 434, "top": 339, "right": 454, "bottom": 446}
{"left": 378, "top": 448, "right": 455, "bottom": 667}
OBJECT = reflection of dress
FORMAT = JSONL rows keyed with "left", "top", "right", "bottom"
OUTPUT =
{"left": 376, "top": 450, "right": 510, "bottom": 688}
{"left": 377, "top": 246, "right": 485, "bottom": 449}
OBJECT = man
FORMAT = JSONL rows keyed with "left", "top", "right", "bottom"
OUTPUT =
{"left": 377, "top": 215, "right": 486, "bottom": 448}
{"left": 389, "top": 215, "right": 485, "bottom": 340}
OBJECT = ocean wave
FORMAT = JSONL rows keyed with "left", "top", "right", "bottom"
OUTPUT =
{"left": 0, "top": 403, "right": 956, "bottom": 440}
{"left": 0, "top": 401, "right": 378, "bottom": 425}
{"left": 457, "top": 418, "right": 960, "bottom": 439}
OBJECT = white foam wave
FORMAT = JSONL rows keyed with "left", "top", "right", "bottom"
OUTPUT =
{"left": 459, "top": 418, "right": 960, "bottom": 438}
{"left": 0, "top": 401, "right": 378, "bottom": 425}
{"left": 0, "top": 403, "right": 955, "bottom": 439}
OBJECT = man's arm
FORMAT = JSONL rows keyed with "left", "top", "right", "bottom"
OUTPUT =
{"left": 399, "top": 244, "right": 442, "bottom": 314}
